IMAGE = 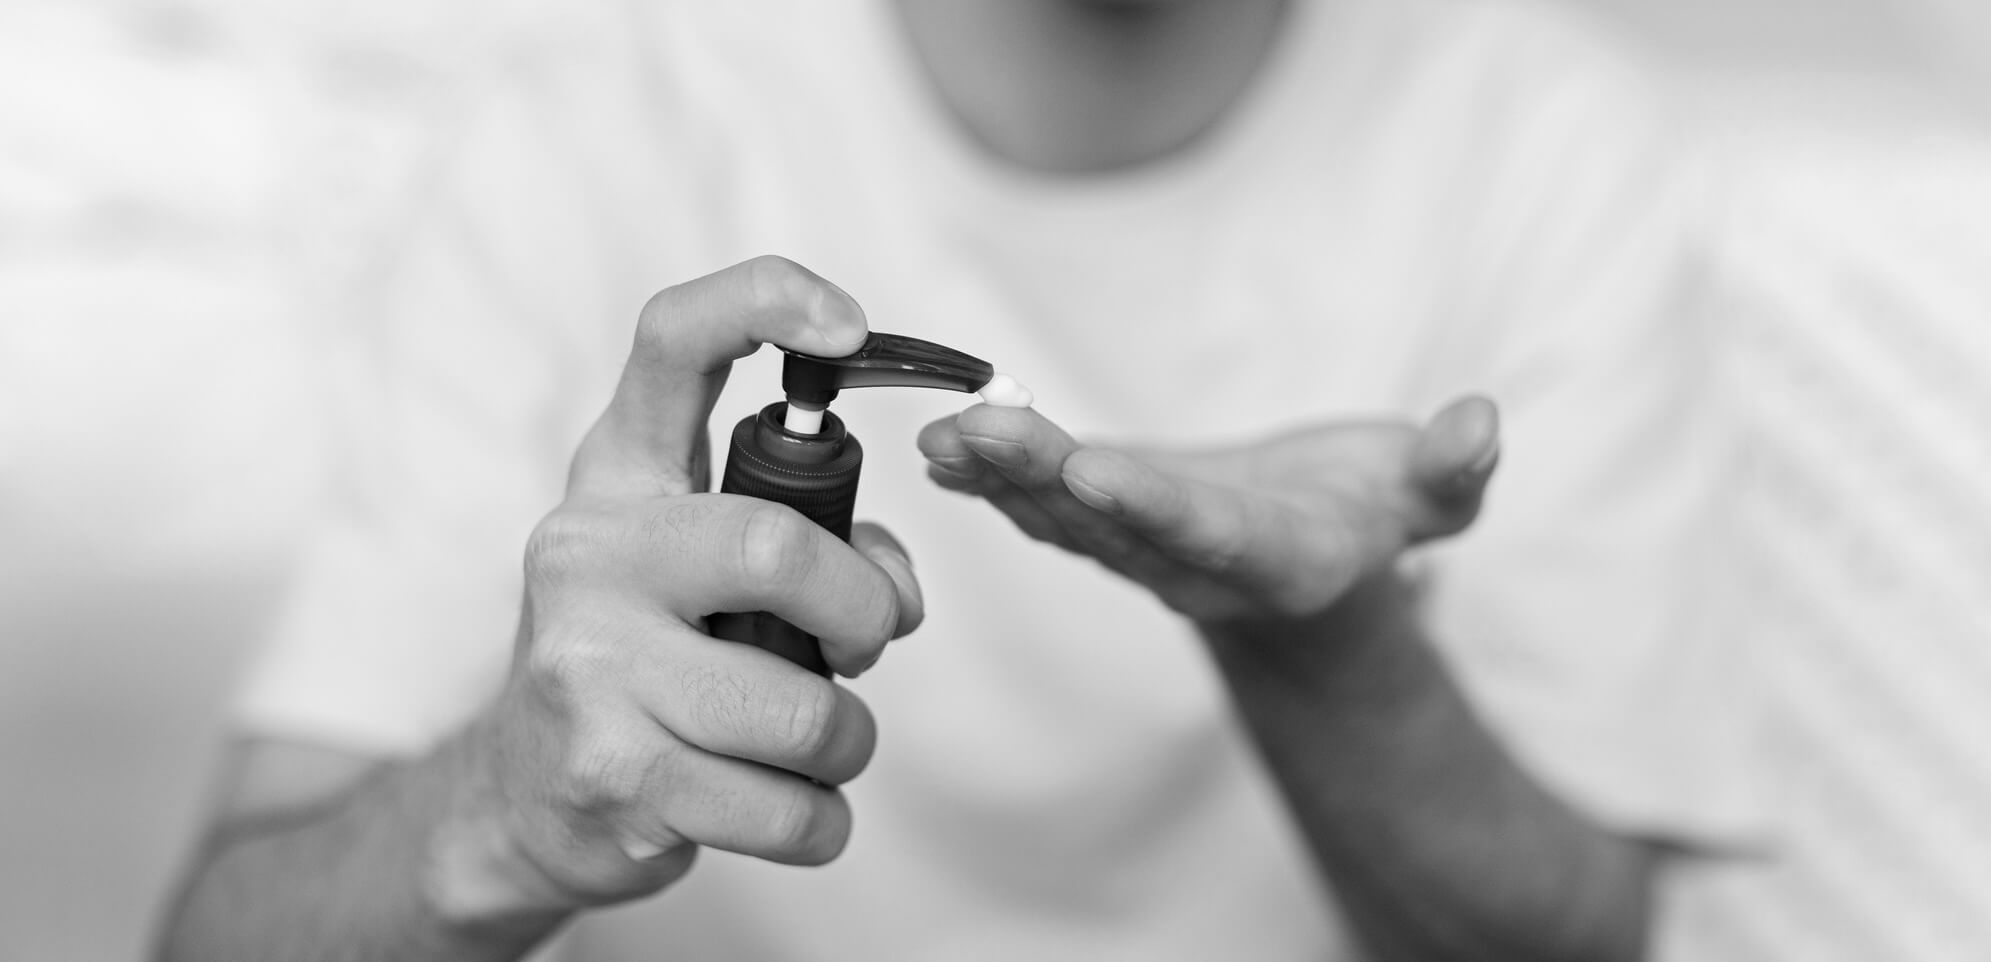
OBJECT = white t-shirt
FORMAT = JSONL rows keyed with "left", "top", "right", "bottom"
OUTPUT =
{"left": 241, "top": 1, "right": 1755, "bottom": 958}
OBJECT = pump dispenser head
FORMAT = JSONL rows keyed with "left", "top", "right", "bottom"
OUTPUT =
{"left": 781, "top": 332, "right": 996, "bottom": 406}
{"left": 723, "top": 330, "right": 996, "bottom": 542}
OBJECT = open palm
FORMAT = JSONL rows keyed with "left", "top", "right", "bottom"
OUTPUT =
{"left": 918, "top": 398, "right": 1500, "bottom": 625}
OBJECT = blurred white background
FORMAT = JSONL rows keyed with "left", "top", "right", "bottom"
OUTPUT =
{"left": 0, "top": 1, "right": 1984, "bottom": 958}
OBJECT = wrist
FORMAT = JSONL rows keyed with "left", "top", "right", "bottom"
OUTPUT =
{"left": 419, "top": 713, "right": 574, "bottom": 939}
{"left": 1199, "top": 566, "right": 1460, "bottom": 803}
{"left": 1202, "top": 568, "right": 1420, "bottom": 665}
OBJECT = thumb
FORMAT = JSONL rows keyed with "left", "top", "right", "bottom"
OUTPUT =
{"left": 1407, "top": 395, "right": 1501, "bottom": 537}
{"left": 568, "top": 255, "right": 869, "bottom": 501}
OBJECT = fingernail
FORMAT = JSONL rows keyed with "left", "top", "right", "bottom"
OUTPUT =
{"left": 1064, "top": 475, "right": 1120, "bottom": 515}
{"left": 878, "top": 551, "right": 922, "bottom": 602}
{"left": 1446, "top": 441, "right": 1501, "bottom": 496}
{"left": 863, "top": 545, "right": 922, "bottom": 605}
{"left": 810, "top": 313, "right": 868, "bottom": 352}
{"left": 961, "top": 436, "right": 1026, "bottom": 467}
{"left": 925, "top": 454, "right": 984, "bottom": 478}
{"left": 622, "top": 837, "right": 667, "bottom": 861}
{"left": 1467, "top": 440, "right": 1501, "bottom": 475}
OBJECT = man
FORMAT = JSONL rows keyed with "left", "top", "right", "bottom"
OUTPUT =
{"left": 160, "top": 1, "right": 1752, "bottom": 959}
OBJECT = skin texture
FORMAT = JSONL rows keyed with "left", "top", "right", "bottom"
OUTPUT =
{"left": 157, "top": 257, "right": 925, "bottom": 961}
{"left": 918, "top": 404, "right": 1657, "bottom": 961}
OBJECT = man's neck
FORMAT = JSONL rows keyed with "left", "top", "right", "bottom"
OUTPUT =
{"left": 893, "top": 0, "right": 1292, "bottom": 175}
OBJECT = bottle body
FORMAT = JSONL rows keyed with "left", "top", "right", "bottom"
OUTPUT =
{"left": 711, "top": 402, "right": 865, "bottom": 674}
{"left": 719, "top": 402, "right": 863, "bottom": 539}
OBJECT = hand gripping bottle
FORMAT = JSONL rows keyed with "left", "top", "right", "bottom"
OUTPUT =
{"left": 708, "top": 333, "right": 995, "bottom": 674}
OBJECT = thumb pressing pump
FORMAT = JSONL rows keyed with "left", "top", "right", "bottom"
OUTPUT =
{"left": 709, "top": 332, "right": 997, "bottom": 674}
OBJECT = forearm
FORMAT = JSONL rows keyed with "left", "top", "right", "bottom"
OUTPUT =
{"left": 156, "top": 723, "right": 569, "bottom": 962}
{"left": 1204, "top": 574, "right": 1655, "bottom": 962}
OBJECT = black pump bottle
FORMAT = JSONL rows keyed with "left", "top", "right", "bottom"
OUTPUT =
{"left": 709, "top": 332, "right": 994, "bottom": 674}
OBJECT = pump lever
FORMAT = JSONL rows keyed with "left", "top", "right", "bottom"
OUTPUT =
{"left": 781, "top": 333, "right": 995, "bottom": 406}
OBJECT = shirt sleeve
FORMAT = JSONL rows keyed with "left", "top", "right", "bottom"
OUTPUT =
{"left": 1406, "top": 19, "right": 1765, "bottom": 850}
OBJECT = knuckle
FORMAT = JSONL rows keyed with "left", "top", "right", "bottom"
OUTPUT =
{"left": 769, "top": 679, "right": 841, "bottom": 761}
{"left": 524, "top": 635, "right": 598, "bottom": 697}
{"left": 742, "top": 254, "right": 820, "bottom": 311}
{"left": 638, "top": 499, "right": 714, "bottom": 551}
{"left": 557, "top": 728, "right": 650, "bottom": 814}
{"left": 523, "top": 630, "right": 614, "bottom": 708}
{"left": 682, "top": 660, "right": 839, "bottom": 762}
{"left": 762, "top": 790, "right": 836, "bottom": 862}
{"left": 1189, "top": 528, "right": 1251, "bottom": 576}
{"left": 737, "top": 503, "right": 815, "bottom": 587}
{"left": 525, "top": 509, "right": 602, "bottom": 585}
{"left": 635, "top": 286, "right": 683, "bottom": 352}
{"left": 523, "top": 614, "right": 647, "bottom": 701}
{"left": 679, "top": 660, "right": 759, "bottom": 740}
{"left": 1193, "top": 498, "right": 1269, "bottom": 577}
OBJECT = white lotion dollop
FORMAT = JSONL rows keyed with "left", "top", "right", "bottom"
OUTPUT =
{"left": 977, "top": 372, "right": 1034, "bottom": 408}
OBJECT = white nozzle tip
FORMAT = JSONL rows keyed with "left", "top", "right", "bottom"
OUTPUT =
{"left": 977, "top": 373, "right": 1033, "bottom": 408}
{"left": 786, "top": 403, "right": 825, "bottom": 435}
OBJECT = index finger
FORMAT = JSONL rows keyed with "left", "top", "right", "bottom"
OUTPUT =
{"left": 569, "top": 256, "right": 870, "bottom": 501}
{"left": 1059, "top": 447, "right": 1296, "bottom": 584}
